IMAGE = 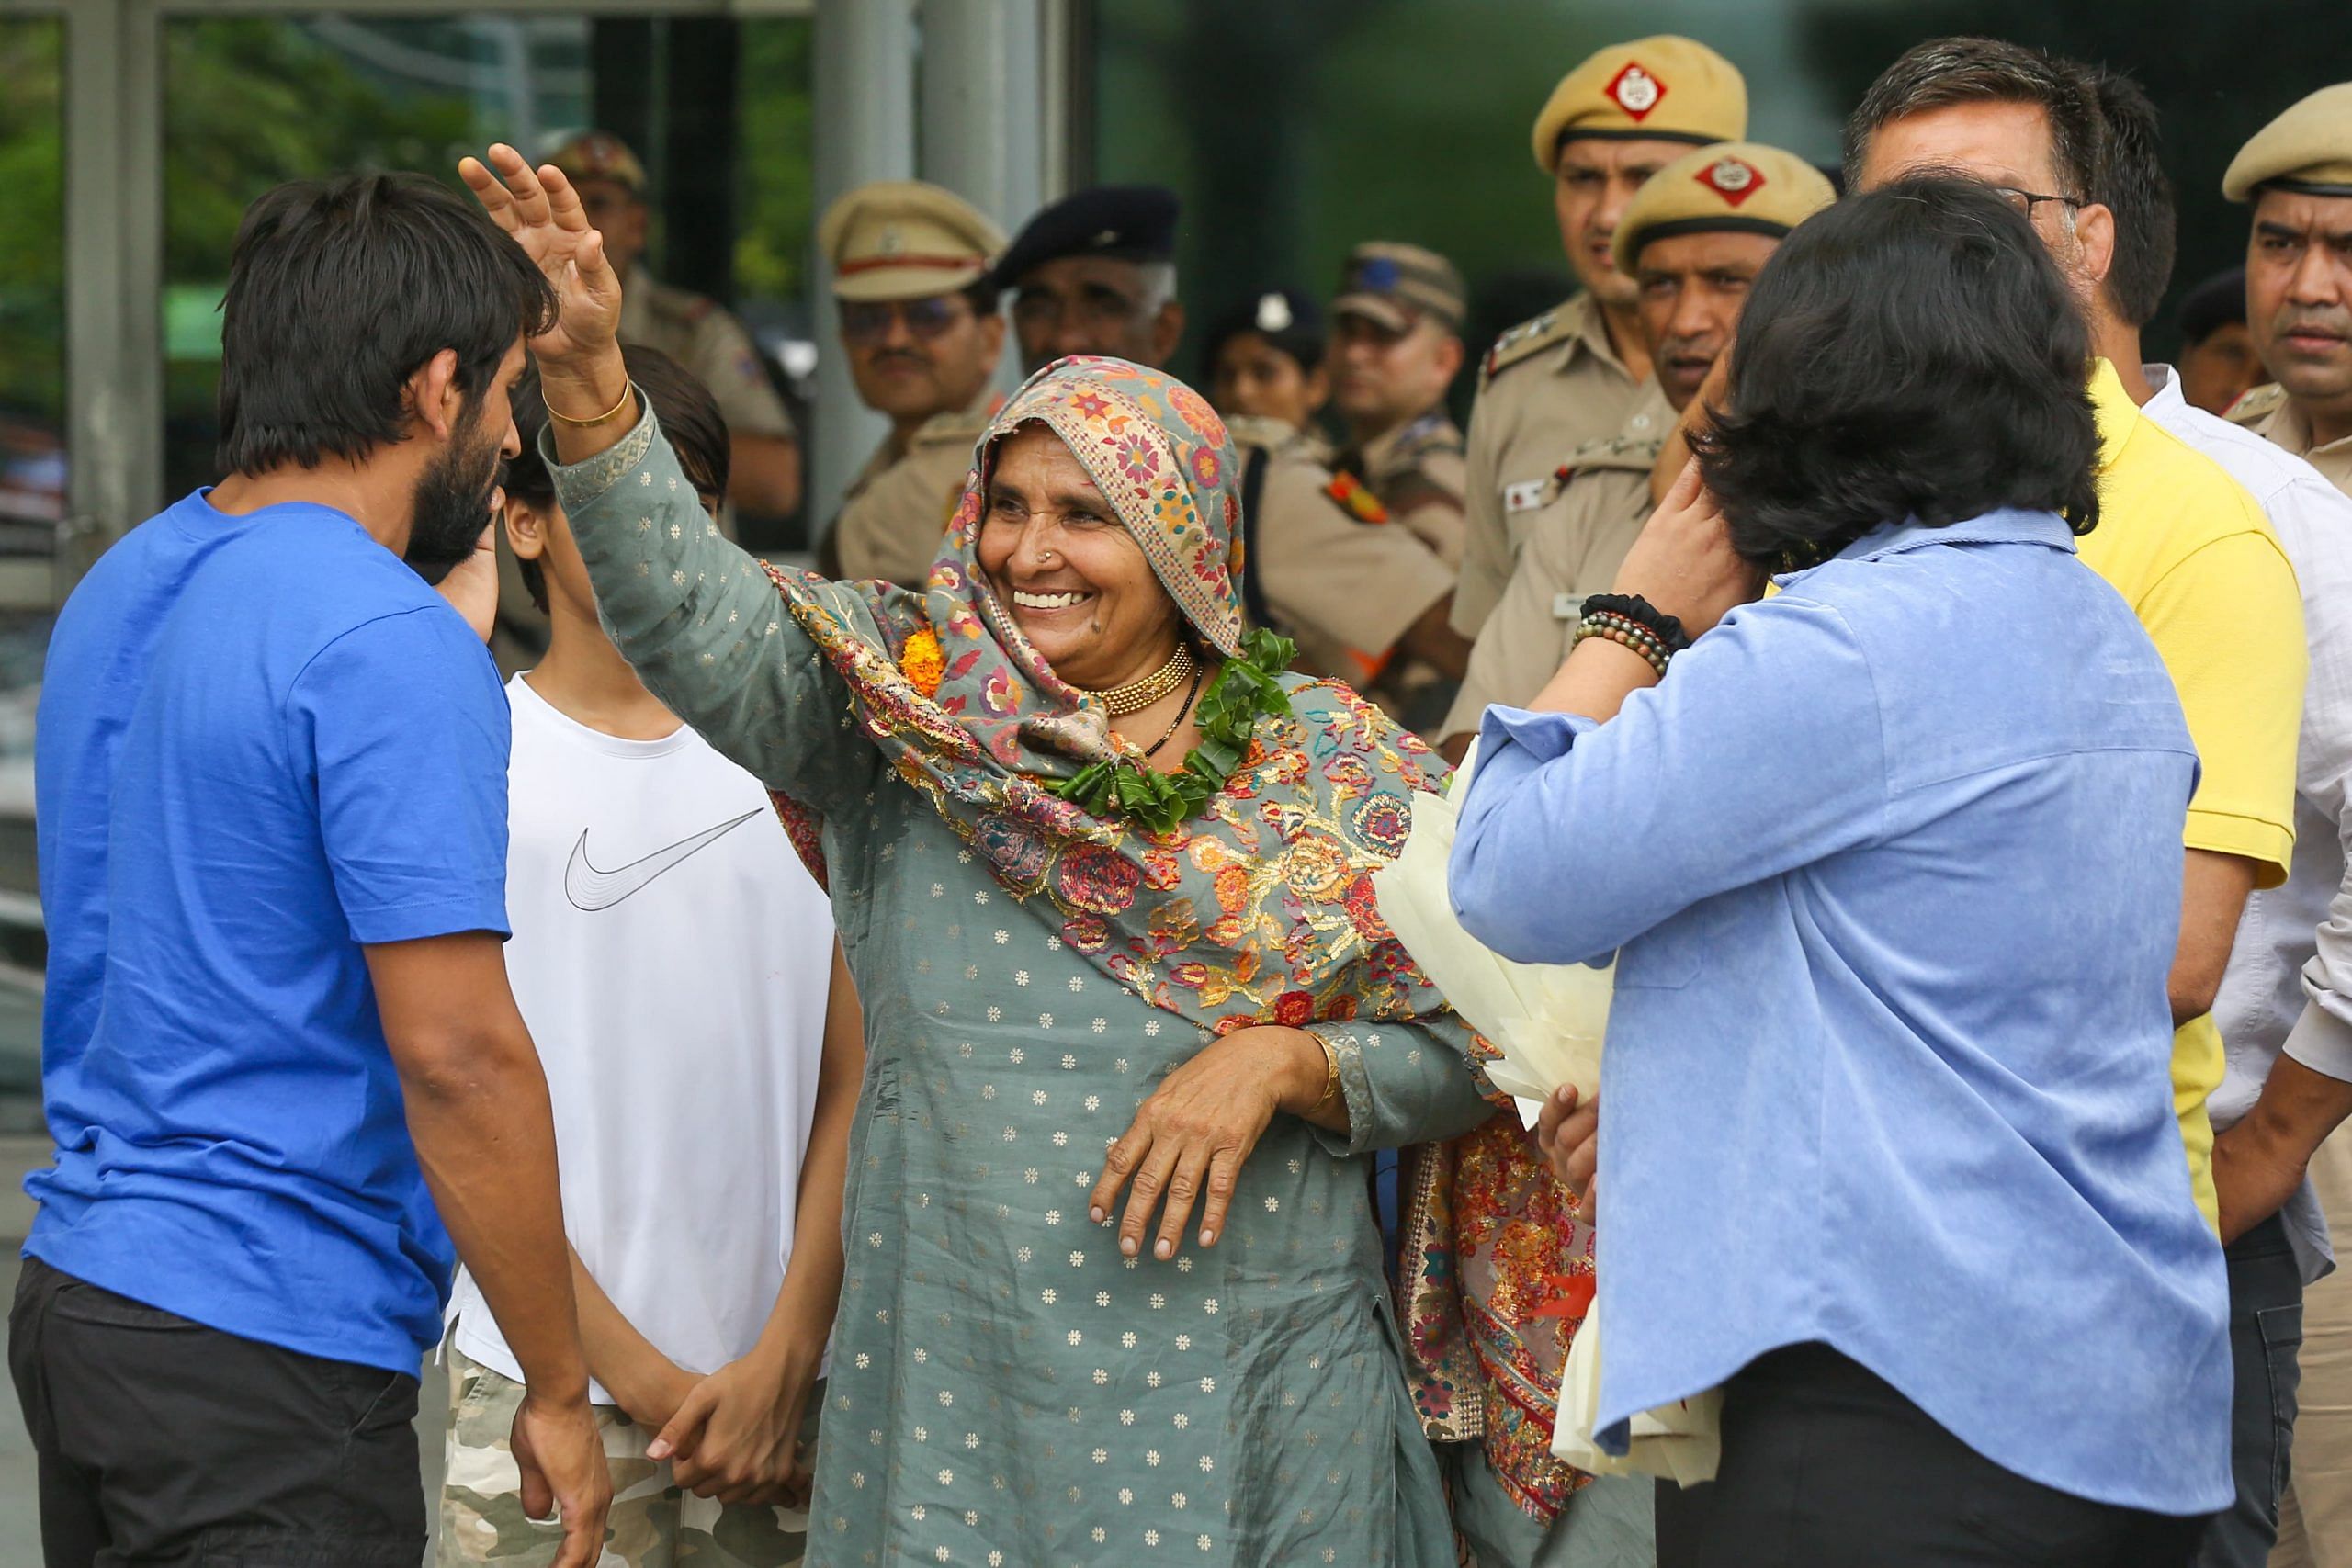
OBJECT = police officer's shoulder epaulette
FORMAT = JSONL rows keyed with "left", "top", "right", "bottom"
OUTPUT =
{"left": 1562, "top": 428, "right": 1666, "bottom": 471}
{"left": 1481, "top": 309, "right": 1576, "bottom": 386}
{"left": 2226, "top": 382, "right": 2287, "bottom": 431}
{"left": 1393, "top": 409, "right": 1464, "bottom": 459}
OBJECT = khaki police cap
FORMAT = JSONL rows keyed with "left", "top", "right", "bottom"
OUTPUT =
{"left": 1333, "top": 242, "right": 1466, "bottom": 333}
{"left": 1530, "top": 36, "right": 1748, "bottom": 175}
{"left": 1611, "top": 141, "right": 1836, "bottom": 276}
{"left": 2224, "top": 83, "right": 2352, "bottom": 202}
{"left": 545, "top": 130, "right": 647, "bottom": 195}
{"left": 818, "top": 180, "right": 1006, "bottom": 302}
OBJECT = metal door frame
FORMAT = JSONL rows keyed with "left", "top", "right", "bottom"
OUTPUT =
{"left": 4, "top": 0, "right": 1083, "bottom": 592}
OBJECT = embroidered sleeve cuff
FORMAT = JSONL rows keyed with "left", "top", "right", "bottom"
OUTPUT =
{"left": 543, "top": 391, "right": 661, "bottom": 515}
{"left": 1303, "top": 1022, "right": 1378, "bottom": 1158}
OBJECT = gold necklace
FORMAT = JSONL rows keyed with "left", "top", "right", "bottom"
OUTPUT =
{"left": 1081, "top": 644, "right": 1193, "bottom": 717}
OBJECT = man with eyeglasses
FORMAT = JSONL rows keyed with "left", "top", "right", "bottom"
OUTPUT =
{"left": 1848, "top": 35, "right": 2307, "bottom": 1538}
{"left": 817, "top": 180, "right": 1007, "bottom": 586}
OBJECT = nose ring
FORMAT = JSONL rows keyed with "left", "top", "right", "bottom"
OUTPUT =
{"left": 1039, "top": 550, "right": 1057, "bottom": 565}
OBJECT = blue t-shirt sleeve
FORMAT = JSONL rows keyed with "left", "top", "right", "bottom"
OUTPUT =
{"left": 288, "top": 605, "right": 510, "bottom": 945}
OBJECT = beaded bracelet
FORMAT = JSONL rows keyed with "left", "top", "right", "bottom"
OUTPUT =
{"left": 1575, "top": 613, "right": 1672, "bottom": 678}
{"left": 1583, "top": 608, "right": 1667, "bottom": 647}
{"left": 1580, "top": 611, "right": 1674, "bottom": 662}
{"left": 1579, "top": 592, "right": 1692, "bottom": 654}
{"left": 1582, "top": 609, "right": 1672, "bottom": 661}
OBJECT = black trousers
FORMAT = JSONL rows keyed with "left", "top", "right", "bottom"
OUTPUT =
{"left": 1655, "top": 1341, "right": 2209, "bottom": 1568}
{"left": 8, "top": 1255, "right": 424, "bottom": 1568}
{"left": 2197, "top": 1212, "right": 2305, "bottom": 1567}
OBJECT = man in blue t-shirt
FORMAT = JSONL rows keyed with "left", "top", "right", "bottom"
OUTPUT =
{"left": 12, "top": 171, "right": 610, "bottom": 1568}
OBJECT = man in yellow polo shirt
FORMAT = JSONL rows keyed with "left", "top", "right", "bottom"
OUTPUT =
{"left": 1849, "top": 39, "right": 2305, "bottom": 1228}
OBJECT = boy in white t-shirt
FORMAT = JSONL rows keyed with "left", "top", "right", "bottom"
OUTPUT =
{"left": 439, "top": 346, "right": 860, "bottom": 1568}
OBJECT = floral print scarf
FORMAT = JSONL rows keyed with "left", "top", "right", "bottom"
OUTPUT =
{"left": 757, "top": 355, "right": 1585, "bottom": 1523}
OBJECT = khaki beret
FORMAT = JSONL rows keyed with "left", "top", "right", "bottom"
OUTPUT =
{"left": 2224, "top": 83, "right": 2352, "bottom": 202}
{"left": 1333, "top": 242, "right": 1466, "bottom": 333}
{"left": 1611, "top": 142, "right": 1837, "bottom": 276}
{"left": 1530, "top": 36, "right": 1748, "bottom": 175}
{"left": 818, "top": 179, "right": 1005, "bottom": 302}
{"left": 545, "top": 130, "right": 646, "bottom": 195}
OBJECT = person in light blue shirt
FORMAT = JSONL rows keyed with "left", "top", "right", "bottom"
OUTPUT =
{"left": 1450, "top": 178, "right": 2231, "bottom": 1566}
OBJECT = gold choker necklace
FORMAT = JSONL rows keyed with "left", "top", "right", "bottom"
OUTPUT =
{"left": 1082, "top": 645, "right": 1194, "bottom": 717}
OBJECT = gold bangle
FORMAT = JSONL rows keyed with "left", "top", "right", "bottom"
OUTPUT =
{"left": 1309, "top": 1032, "right": 1342, "bottom": 1113}
{"left": 546, "top": 378, "right": 636, "bottom": 428}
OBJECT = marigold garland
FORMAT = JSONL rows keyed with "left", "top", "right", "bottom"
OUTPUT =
{"left": 899, "top": 626, "right": 946, "bottom": 698}
{"left": 1054, "top": 627, "right": 1297, "bottom": 837}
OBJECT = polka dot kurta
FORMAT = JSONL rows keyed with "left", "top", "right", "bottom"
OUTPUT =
{"left": 555, "top": 410, "right": 1495, "bottom": 1567}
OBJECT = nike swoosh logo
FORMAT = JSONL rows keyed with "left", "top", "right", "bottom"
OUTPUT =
{"left": 563, "top": 809, "right": 762, "bottom": 911}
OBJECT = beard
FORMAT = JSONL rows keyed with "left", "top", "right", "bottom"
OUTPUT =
{"left": 404, "top": 408, "right": 505, "bottom": 584}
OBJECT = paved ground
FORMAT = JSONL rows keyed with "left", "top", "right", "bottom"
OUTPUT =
{"left": 0, "top": 1137, "right": 449, "bottom": 1566}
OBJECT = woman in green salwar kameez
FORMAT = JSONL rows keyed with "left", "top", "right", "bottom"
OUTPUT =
{"left": 522, "top": 232, "right": 1495, "bottom": 1560}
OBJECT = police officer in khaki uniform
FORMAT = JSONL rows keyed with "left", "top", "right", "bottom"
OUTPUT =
{"left": 993, "top": 188, "right": 1470, "bottom": 693}
{"left": 1441, "top": 144, "right": 1832, "bottom": 761}
{"left": 816, "top": 180, "right": 1007, "bottom": 586}
{"left": 2226, "top": 84, "right": 2352, "bottom": 495}
{"left": 1328, "top": 242, "right": 1470, "bottom": 566}
{"left": 1227, "top": 411, "right": 1458, "bottom": 691}
{"left": 547, "top": 131, "right": 802, "bottom": 519}
{"left": 1454, "top": 36, "right": 1747, "bottom": 638}
{"left": 2222, "top": 81, "right": 2352, "bottom": 1568}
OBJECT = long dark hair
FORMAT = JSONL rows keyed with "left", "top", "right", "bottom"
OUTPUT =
{"left": 1694, "top": 175, "right": 2100, "bottom": 569}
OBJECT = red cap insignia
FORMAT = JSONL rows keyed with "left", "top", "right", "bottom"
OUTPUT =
{"left": 1696, "top": 156, "right": 1765, "bottom": 207}
{"left": 1606, "top": 62, "right": 1666, "bottom": 120}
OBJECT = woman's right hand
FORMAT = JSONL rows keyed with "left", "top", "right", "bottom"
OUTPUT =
{"left": 1535, "top": 1083, "right": 1600, "bottom": 1224}
{"left": 1088, "top": 1025, "right": 1329, "bottom": 1260}
{"left": 1611, "top": 458, "right": 1765, "bottom": 637}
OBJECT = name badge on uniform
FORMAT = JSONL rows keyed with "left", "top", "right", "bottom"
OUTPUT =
{"left": 1552, "top": 593, "right": 1585, "bottom": 622}
{"left": 1503, "top": 480, "right": 1546, "bottom": 513}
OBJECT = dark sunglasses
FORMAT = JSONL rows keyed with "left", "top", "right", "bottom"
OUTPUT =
{"left": 840, "top": 296, "right": 970, "bottom": 345}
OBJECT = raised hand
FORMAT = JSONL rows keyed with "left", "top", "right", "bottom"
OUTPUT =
{"left": 458, "top": 145, "right": 626, "bottom": 415}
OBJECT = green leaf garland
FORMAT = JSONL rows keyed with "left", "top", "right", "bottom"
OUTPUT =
{"left": 1054, "top": 627, "right": 1296, "bottom": 836}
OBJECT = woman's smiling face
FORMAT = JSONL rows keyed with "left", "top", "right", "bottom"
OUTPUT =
{"left": 976, "top": 423, "right": 1183, "bottom": 692}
